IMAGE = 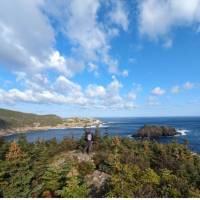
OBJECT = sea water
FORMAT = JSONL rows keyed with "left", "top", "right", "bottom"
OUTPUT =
{"left": 3, "top": 117, "right": 200, "bottom": 153}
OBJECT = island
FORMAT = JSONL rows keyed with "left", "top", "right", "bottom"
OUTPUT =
{"left": 132, "top": 125, "right": 178, "bottom": 138}
{"left": 0, "top": 108, "right": 102, "bottom": 137}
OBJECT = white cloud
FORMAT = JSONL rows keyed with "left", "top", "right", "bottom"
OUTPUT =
{"left": 0, "top": 0, "right": 54, "bottom": 72}
{"left": 108, "top": 76, "right": 123, "bottom": 93}
{"left": 0, "top": 74, "right": 138, "bottom": 110}
{"left": 0, "top": 0, "right": 129, "bottom": 79}
{"left": 54, "top": 76, "right": 82, "bottom": 95}
{"left": 171, "top": 85, "right": 180, "bottom": 94}
{"left": 139, "top": 0, "right": 200, "bottom": 39}
{"left": 103, "top": 54, "right": 120, "bottom": 74}
{"left": 86, "top": 85, "right": 106, "bottom": 98}
{"left": 126, "top": 83, "right": 142, "bottom": 101}
{"left": 88, "top": 62, "right": 99, "bottom": 77}
{"left": 107, "top": 27, "right": 119, "bottom": 37}
{"left": 122, "top": 69, "right": 129, "bottom": 77}
{"left": 63, "top": 0, "right": 107, "bottom": 61}
{"left": 45, "top": 0, "right": 128, "bottom": 75}
{"left": 127, "top": 92, "right": 137, "bottom": 101}
{"left": 183, "top": 81, "right": 194, "bottom": 89}
{"left": 151, "top": 87, "right": 166, "bottom": 95}
{"left": 108, "top": 0, "right": 129, "bottom": 31}
{"left": 0, "top": 0, "right": 137, "bottom": 111}
{"left": 0, "top": 87, "right": 89, "bottom": 106}
{"left": 14, "top": 72, "right": 51, "bottom": 92}
{"left": 48, "top": 51, "right": 85, "bottom": 77}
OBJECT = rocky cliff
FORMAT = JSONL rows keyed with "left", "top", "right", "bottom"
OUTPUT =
{"left": 133, "top": 125, "right": 178, "bottom": 138}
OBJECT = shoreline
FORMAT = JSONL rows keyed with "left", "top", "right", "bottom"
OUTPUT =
{"left": 0, "top": 121, "right": 104, "bottom": 138}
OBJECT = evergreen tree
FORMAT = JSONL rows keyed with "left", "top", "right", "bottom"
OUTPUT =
{"left": 2, "top": 141, "right": 34, "bottom": 197}
{"left": 56, "top": 167, "right": 89, "bottom": 198}
{"left": 42, "top": 166, "right": 61, "bottom": 197}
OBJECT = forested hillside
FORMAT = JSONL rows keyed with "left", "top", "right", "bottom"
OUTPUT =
{"left": 0, "top": 131, "right": 200, "bottom": 198}
{"left": 0, "top": 108, "right": 63, "bottom": 129}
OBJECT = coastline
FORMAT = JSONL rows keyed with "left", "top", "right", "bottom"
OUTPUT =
{"left": 0, "top": 119, "right": 103, "bottom": 138}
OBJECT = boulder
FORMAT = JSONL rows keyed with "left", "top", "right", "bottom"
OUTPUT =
{"left": 133, "top": 125, "right": 178, "bottom": 138}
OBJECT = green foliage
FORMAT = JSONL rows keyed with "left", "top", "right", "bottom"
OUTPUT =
{"left": 0, "top": 108, "right": 63, "bottom": 129}
{"left": 0, "top": 133, "right": 200, "bottom": 198}
{"left": 42, "top": 167, "right": 61, "bottom": 193}
{"left": 56, "top": 175, "right": 89, "bottom": 198}
{"left": 78, "top": 161, "right": 95, "bottom": 177}
{"left": 1, "top": 142, "right": 34, "bottom": 197}
{"left": 93, "top": 150, "right": 111, "bottom": 173}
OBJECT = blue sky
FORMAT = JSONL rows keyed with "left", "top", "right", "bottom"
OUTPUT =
{"left": 0, "top": 0, "right": 200, "bottom": 117}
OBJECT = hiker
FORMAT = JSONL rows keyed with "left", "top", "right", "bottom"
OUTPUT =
{"left": 84, "top": 130, "right": 93, "bottom": 154}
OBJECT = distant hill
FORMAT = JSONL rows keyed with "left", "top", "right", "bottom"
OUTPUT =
{"left": 0, "top": 108, "right": 63, "bottom": 130}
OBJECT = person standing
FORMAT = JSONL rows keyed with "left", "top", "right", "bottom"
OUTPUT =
{"left": 84, "top": 130, "right": 93, "bottom": 154}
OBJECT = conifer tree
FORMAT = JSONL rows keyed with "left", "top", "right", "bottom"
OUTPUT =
{"left": 2, "top": 141, "right": 34, "bottom": 197}
{"left": 58, "top": 176, "right": 89, "bottom": 198}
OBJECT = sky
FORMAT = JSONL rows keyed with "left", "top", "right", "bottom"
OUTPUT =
{"left": 0, "top": 0, "right": 200, "bottom": 117}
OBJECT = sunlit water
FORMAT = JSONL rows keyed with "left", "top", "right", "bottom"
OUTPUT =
{"left": 3, "top": 117, "right": 200, "bottom": 153}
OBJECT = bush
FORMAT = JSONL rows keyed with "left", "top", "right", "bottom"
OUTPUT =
{"left": 78, "top": 161, "right": 95, "bottom": 177}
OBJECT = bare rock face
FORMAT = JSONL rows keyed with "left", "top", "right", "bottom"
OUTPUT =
{"left": 85, "top": 170, "right": 110, "bottom": 197}
{"left": 133, "top": 125, "right": 178, "bottom": 138}
{"left": 51, "top": 150, "right": 94, "bottom": 168}
{"left": 85, "top": 170, "right": 109, "bottom": 188}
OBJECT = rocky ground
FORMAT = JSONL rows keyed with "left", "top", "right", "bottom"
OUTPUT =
{"left": 50, "top": 150, "right": 110, "bottom": 194}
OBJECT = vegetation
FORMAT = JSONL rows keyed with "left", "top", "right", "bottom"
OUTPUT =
{"left": 0, "top": 108, "right": 101, "bottom": 133}
{"left": 0, "top": 131, "right": 200, "bottom": 197}
{"left": 0, "top": 108, "right": 63, "bottom": 129}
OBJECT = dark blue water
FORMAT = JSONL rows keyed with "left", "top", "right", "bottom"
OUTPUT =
{"left": 3, "top": 117, "right": 200, "bottom": 153}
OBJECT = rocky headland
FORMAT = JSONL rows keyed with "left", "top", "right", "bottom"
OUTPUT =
{"left": 132, "top": 125, "right": 178, "bottom": 138}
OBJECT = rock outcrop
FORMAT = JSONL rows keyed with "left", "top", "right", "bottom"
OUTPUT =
{"left": 133, "top": 125, "right": 178, "bottom": 138}
{"left": 50, "top": 150, "right": 110, "bottom": 197}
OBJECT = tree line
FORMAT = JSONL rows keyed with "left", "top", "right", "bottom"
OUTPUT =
{"left": 0, "top": 130, "right": 200, "bottom": 197}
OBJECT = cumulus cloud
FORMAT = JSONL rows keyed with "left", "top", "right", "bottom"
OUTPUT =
{"left": 86, "top": 85, "right": 106, "bottom": 98}
{"left": 48, "top": 51, "right": 85, "bottom": 77}
{"left": 0, "top": 87, "right": 90, "bottom": 106}
{"left": 170, "top": 82, "right": 196, "bottom": 94}
{"left": 127, "top": 92, "right": 137, "bottom": 101}
{"left": 54, "top": 76, "right": 82, "bottom": 96}
{"left": 183, "top": 81, "right": 194, "bottom": 89}
{"left": 0, "top": 0, "right": 129, "bottom": 80}
{"left": 139, "top": 0, "right": 200, "bottom": 39}
{"left": 108, "top": 0, "right": 129, "bottom": 31}
{"left": 0, "top": 0, "right": 54, "bottom": 72}
{"left": 108, "top": 76, "right": 122, "bottom": 92}
{"left": 62, "top": 0, "right": 107, "bottom": 61}
{"left": 0, "top": 75, "right": 138, "bottom": 110}
{"left": 0, "top": 0, "right": 86, "bottom": 78}
{"left": 46, "top": 0, "right": 127, "bottom": 75}
{"left": 151, "top": 87, "right": 166, "bottom": 95}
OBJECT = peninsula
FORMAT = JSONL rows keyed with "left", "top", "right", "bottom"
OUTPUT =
{"left": 0, "top": 108, "right": 102, "bottom": 137}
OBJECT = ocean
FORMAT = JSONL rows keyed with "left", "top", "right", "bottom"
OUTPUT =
{"left": 3, "top": 117, "right": 200, "bottom": 153}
